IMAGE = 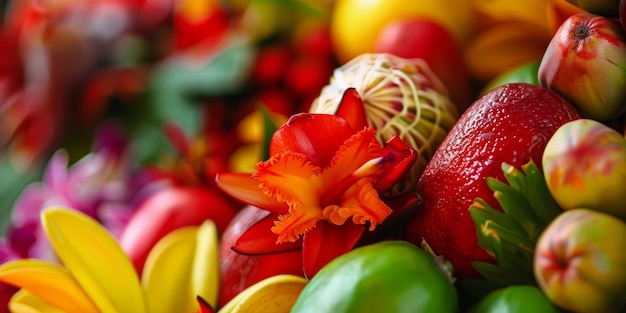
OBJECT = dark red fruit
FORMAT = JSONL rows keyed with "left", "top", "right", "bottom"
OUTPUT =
{"left": 219, "top": 205, "right": 304, "bottom": 307}
{"left": 403, "top": 83, "right": 581, "bottom": 279}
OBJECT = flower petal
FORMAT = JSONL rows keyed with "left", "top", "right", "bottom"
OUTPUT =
{"left": 142, "top": 225, "right": 202, "bottom": 313}
{"left": 9, "top": 289, "right": 68, "bottom": 313}
{"left": 302, "top": 222, "right": 364, "bottom": 279}
{"left": 272, "top": 205, "right": 322, "bottom": 243}
{"left": 324, "top": 128, "right": 382, "bottom": 185}
{"left": 269, "top": 113, "right": 355, "bottom": 167}
{"left": 191, "top": 220, "right": 220, "bottom": 309}
{"left": 233, "top": 214, "right": 302, "bottom": 255}
{"left": 333, "top": 179, "right": 392, "bottom": 230}
{"left": 254, "top": 151, "right": 322, "bottom": 209}
{"left": 41, "top": 207, "right": 146, "bottom": 313}
{"left": 374, "top": 135, "right": 419, "bottom": 192}
{"left": 0, "top": 259, "right": 98, "bottom": 312}
{"left": 215, "top": 172, "right": 288, "bottom": 214}
{"left": 335, "top": 88, "right": 369, "bottom": 132}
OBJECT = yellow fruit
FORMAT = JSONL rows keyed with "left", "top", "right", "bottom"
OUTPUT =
{"left": 464, "top": 21, "right": 552, "bottom": 83}
{"left": 330, "top": 0, "right": 477, "bottom": 63}
{"left": 471, "top": 0, "right": 550, "bottom": 29}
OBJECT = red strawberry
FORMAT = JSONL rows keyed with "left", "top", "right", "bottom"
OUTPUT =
{"left": 403, "top": 83, "right": 581, "bottom": 279}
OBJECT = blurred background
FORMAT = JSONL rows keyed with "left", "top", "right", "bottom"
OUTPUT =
{"left": 0, "top": 0, "right": 580, "bottom": 233}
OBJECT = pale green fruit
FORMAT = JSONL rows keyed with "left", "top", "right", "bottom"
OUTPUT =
{"left": 543, "top": 118, "right": 626, "bottom": 220}
{"left": 534, "top": 209, "right": 626, "bottom": 313}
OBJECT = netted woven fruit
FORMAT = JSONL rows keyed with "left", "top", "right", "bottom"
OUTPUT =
{"left": 309, "top": 53, "right": 459, "bottom": 191}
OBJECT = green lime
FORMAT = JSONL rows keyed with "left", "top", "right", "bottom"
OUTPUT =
{"left": 291, "top": 240, "right": 457, "bottom": 313}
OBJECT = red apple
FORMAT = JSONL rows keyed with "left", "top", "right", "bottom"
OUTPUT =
{"left": 119, "top": 185, "right": 239, "bottom": 274}
{"left": 539, "top": 13, "right": 626, "bottom": 122}
{"left": 219, "top": 205, "right": 304, "bottom": 307}
{"left": 375, "top": 18, "right": 471, "bottom": 111}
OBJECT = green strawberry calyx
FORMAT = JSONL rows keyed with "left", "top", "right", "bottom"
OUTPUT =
{"left": 464, "top": 160, "right": 562, "bottom": 296}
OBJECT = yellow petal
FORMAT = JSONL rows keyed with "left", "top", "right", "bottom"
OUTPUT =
{"left": 142, "top": 226, "right": 198, "bottom": 313}
{"left": 9, "top": 289, "right": 68, "bottom": 313}
{"left": 191, "top": 220, "right": 220, "bottom": 309}
{"left": 142, "top": 220, "right": 221, "bottom": 312}
{"left": 0, "top": 259, "right": 98, "bottom": 312}
{"left": 218, "top": 274, "right": 307, "bottom": 313}
{"left": 41, "top": 207, "right": 146, "bottom": 313}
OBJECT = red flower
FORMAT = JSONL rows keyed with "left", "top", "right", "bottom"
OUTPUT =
{"left": 216, "top": 89, "right": 420, "bottom": 277}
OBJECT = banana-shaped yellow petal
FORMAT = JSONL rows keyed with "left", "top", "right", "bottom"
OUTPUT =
{"left": 0, "top": 259, "right": 98, "bottom": 312}
{"left": 218, "top": 274, "right": 308, "bottom": 313}
{"left": 191, "top": 220, "right": 220, "bottom": 309}
{"left": 142, "top": 220, "right": 220, "bottom": 313}
{"left": 41, "top": 207, "right": 146, "bottom": 313}
{"left": 9, "top": 289, "right": 69, "bottom": 313}
{"left": 142, "top": 226, "right": 197, "bottom": 313}
{"left": 464, "top": 21, "right": 551, "bottom": 83}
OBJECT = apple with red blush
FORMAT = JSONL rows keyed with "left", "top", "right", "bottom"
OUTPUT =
{"left": 539, "top": 13, "right": 626, "bottom": 122}
{"left": 534, "top": 209, "right": 626, "bottom": 313}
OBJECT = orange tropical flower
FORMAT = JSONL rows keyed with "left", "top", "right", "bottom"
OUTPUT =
{"left": 216, "top": 88, "right": 420, "bottom": 277}
{"left": 254, "top": 126, "right": 393, "bottom": 243}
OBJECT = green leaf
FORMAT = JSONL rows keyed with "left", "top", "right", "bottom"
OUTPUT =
{"left": 146, "top": 36, "right": 256, "bottom": 136}
{"left": 258, "top": 104, "right": 280, "bottom": 161}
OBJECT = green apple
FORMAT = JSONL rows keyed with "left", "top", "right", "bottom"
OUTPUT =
{"left": 539, "top": 13, "right": 626, "bottom": 121}
{"left": 534, "top": 208, "right": 626, "bottom": 313}
{"left": 542, "top": 119, "right": 626, "bottom": 221}
{"left": 480, "top": 60, "right": 540, "bottom": 96}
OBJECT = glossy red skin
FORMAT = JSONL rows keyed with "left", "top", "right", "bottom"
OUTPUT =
{"left": 269, "top": 113, "right": 355, "bottom": 167}
{"left": 375, "top": 18, "right": 472, "bottom": 111}
{"left": 119, "top": 185, "right": 239, "bottom": 274}
{"left": 403, "top": 83, "right": 581, "bottom": 279}
{"left": 219, "top": 205, "right": 304, "bottom": 307}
